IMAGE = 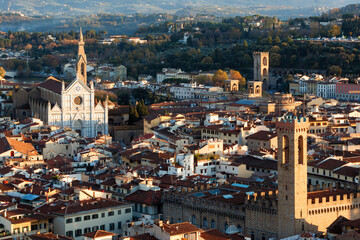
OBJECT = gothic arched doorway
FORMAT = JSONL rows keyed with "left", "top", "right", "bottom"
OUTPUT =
{"left": 74, "top": 119, "right": 83, "bottom": 136}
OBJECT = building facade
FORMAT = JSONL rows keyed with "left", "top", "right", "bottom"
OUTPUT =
{"left": 253, "top": 52, "right": 269, "bottom": 90}
{"left": 15, "top": 30, "right": 108, "bottom": 138}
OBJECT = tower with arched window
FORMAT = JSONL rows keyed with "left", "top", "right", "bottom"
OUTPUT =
{"left": 247, "top": 81, "right": 263, "bottom": 98}
{"left": 276, "top": 116, "right": 309, "bottom": 238}
{"left": 76, "top": 28, "right": 87, "bottom": 85}
{"left": 253, "top": 52, "right": 269, "bottom": 90}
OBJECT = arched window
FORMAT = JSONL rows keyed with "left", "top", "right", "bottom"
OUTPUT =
{"left": 251, "top": 231, "right": 255, "bottom": 240}
{"left": 237, "top": 225, "right": 242, "bottom": 233}
{"left": 282, "top": 135, "right": 290, "bottom": 164}
{"left": 224, "top": 222, "right": 228, "bottom": 231}
{"left": 202, "top": 217, "right": 207, "bottom": 228}
{"left": 249, "top": 85, "right": 254, "bottom": 93}
{"left": 262, "top": 233, "right": 266, "bottom": 240}
{"left": 263, "top": 57, "right": 267, "bottom": 66}
{"left": 298, "top": 135, "right": 304, "bottom": 164}
{"left": 191, "top": 215, "right": 196, "bottom": 225}
{"left": 263, "top": 68, "right": 267, "bottom": 76}
{"left": 211, "top": 219, "right": 215, "bottom": 228}
{"left": 81, "top": 63, "right": 85, "bottom": 77}
{"left": 232, "top": 83, "right": 238, "bottom": 91}
{"left": 10, "top": 151, "right": 14, "bottom": 157}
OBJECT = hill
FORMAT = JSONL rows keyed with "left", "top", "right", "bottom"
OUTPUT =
{"left": 1, "top": 0, "right": 360, "bottom": 18}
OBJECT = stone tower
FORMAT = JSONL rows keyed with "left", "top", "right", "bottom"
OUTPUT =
{"left": 247, "top": 81, "right": 262, "bottom": 98}
{"left": 76, "top": 28, "right": 87, "bottom": 85}
{"left": 253, "top": 52, "right": 269, "bottom": 90}
{"left": 276, "top": 116, "right": 309, "bottom": 239}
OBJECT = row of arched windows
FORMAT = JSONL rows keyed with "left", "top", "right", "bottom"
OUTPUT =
{"left": 308, "top": 203, "right": 360, "bottom": 215}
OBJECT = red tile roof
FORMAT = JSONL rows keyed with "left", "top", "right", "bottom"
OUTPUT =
{"left": 201, "top": 229, "right": 231, "bottom": 240}
{"left": 127, "top": 233, "right": 157, "bottom": 240}
{"left": 37, "top": 76, "right": 63, "bottom": 94}
{"left": 82, "top": 230, "right": 115, "bottom": 238}
{"left": 161, "top": 222, "right": 201, "bottom": 236}
{"left": 0, "top": 137, "right": 38, "bottom": 156}
{"left": 124, "top": 190, "right": 162, "bottom": 206}
{"left": 37, "top": 198, "right": 130, "bottom": 215}
{"left": 246, "top": 131, "right": 277, "bottom": 141}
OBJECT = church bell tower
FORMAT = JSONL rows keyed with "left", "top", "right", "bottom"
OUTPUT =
{"left": 253, "top": 52, "right": 269, "bottom": 90}
{"left": 76, "top": 28, "right": 87, "bottom": 85}
{"left": 276, "top": 116, "right": 309, "bottom": 238}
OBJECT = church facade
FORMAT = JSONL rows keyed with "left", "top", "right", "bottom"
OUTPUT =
{"left": 15, "top": 30, "right": 108, "bottom": 138}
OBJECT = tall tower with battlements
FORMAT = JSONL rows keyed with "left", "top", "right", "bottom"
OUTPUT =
{"left": 276, "top": 116, "right": 309, "bottom": 238}
{"left": 76, "top": 28, "right": 87, "bottom": 85}
{"left": 253, "top": 52, "right": 269, "bottom": 90}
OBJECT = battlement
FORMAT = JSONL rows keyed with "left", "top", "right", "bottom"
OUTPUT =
{"left": 253, "top": 52, "right": 269, "bottom": 55}
{"left": 306, "top": 189, "right": 360, "bottom": 217}
{"left": 276, "top": 115, "right": 309, "bottom": 129}
{"left": 246, "top": 190, "right": 278, "bottom": 214}
{"left": 307, "top": 190, "right": 360, "bottom": 206}
{"left": 246, "top": 191, "right": 278, "bottom": 205}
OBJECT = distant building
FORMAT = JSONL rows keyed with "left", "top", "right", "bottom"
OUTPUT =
{"left": 114, "top": 65, "right": 127, "bottom": 81}
{"left": 13, "top": 29, "right": 108, "bottom": 138}
{"left": 247, "top": 81, "right": 262, "bottom": 98}
{"left": 253, "top": 52, "right": 269, "bottom": 90}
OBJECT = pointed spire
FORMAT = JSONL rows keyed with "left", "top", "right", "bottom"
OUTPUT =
{"left": 77, "top": 27, "right": 87, "bottom": 85}
{"left": 79, "top": 27, "right": 84, "bottom": 43}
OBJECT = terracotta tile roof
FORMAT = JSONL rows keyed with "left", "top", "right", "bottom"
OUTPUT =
{"left": 82, "top": 230, "right": 115, "bottom": 238}
{"left": 100, "top": 178, "right": 117, "bottom": 187}
{"left": 37, "top": 76, "right": 63, "bottom": 95}
{"left": 161, "top": 222, "right": 201, "bottom": 236}
{"left": 327, "top": 216, "right": 349, "bottom": 234}
{"left": 124, "top": 190, "right": 162, "bottom": 206}
{"left": 308, "top": 158, "right": 347, "bottom": 170}
{"left": 333, "top": 166, "right": 359, "bottom": 177}
{"left": 36, "top": 198, "right": 130, "bottom": 216}
{"left": 0, "top": 137, "right": 38, "bottom": 156}
{"left": 246, "top": 131, "right": 277, "bottom": 141}
{"left": 28, "top": 233, "right": 72, "bottom": 240}
{"left": 46, "top": 156, "right": 73, "bottom": 172}
{"left": 341, "top": 218, "right": 360, "bottom": 228}
{"left": 300, "top": 232, "right": 313, "bottom": 238}
{"left": 132, "top": 133, "right": 155, "bottom": 142}
{"left": 232, "top": 155, "right": 277, "bottom": 170}
{"left": 201, "top": 229, "right": 231, "bottom": 240}
{"left": 127, "top": 233, "right": 157, "bottom": 240}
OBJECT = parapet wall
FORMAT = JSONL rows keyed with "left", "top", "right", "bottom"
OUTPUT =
{"left": 246, "top": 190, "right": 278, "bottom": 214}
{"left": 276, "top": 115, "right": 309, "bottom": 129}
{"left": 307, "top": 191, "right": 360, "bottom": 210}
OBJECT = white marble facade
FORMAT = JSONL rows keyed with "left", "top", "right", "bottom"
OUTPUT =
{"left": 31, "top": 29, "right": 108, "bottom": 138}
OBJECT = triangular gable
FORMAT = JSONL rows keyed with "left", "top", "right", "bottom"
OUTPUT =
{"left": 64, "top": 77, "right": 91, "bottom": 94}
{"left": 72, "top": 112, "right": 83, "bottom": 121}
{"left": 51, "top": 103, "right": 62, "bottom": 112}
{"left": 94, "top": 102, "right": 105, "bottom": 111}
{"left": 77, "top": 55, "right": 87, "bottom": 64}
